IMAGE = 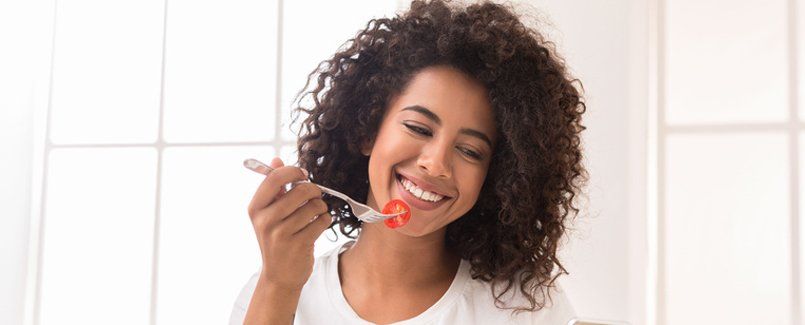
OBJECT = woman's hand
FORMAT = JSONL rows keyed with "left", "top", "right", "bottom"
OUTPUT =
{"left": 247, "top": 157, "right": 333, "bottom": 290}
{"left": 244, "top": 157, "right": 332, "bottom": 324}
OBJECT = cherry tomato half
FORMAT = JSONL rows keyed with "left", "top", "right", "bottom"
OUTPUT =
{"left": 382, "top": 199, "right": 411, "bottom": 229}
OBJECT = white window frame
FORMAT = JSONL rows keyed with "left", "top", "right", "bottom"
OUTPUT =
{"left": 23, "top": 1, "right": 408, "bottom": 324}
{"left": 650, "top": 0, "right": 802, "bottom": 324}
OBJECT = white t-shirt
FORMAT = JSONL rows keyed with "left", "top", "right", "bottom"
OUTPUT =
{"left": 229, "top": 241, "right": 576, "bottom": 325}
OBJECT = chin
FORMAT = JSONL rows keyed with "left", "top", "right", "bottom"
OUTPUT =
{"left": 389, "top": 217, "right": 449, "bottom": 237}
{"left": 392, "top": 225, "right": 430, "bottom": 237}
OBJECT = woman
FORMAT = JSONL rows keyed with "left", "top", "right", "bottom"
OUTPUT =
{"left": 230, "top": 0, "right": 587, "bottom": 324}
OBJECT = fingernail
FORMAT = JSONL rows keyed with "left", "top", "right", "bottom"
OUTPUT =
{"left": 301, "top": 168, "right": 309, "bottom": 178}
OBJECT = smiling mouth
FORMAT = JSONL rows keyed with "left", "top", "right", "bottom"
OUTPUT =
{"left": 394, "top": 173, "right": 451, "bottom": 203}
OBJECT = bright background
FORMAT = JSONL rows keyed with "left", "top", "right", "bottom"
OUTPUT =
{"left": 1, "top": 0, "right": 803, "bottom": 324}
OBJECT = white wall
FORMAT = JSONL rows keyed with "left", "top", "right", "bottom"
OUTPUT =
{"left": 0, "top": 1, "right": 53, "bottom": 325}
{"left": 0, "top": 69, "right": 34, "bottom": 325}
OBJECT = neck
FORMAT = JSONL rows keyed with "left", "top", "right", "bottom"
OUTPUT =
{"left": 339, "top": 223, "right": 460, "bottom": 292}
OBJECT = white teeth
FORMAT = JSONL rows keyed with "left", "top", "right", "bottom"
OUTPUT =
{"left": 399, "top": 176, "right": 445, "bottom": 202}
{"left": 422, "top": 192, "right": 432, "bottom": 201}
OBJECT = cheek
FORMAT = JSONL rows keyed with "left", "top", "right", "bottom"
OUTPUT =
{"left": 457, "top": 169, "right": 489, "bottom": 205}
{"left": 367, "top": 130, "right": 418, "bottom": 186}
{"left": 372, "top": 130, "right": 421, "bottom": 162}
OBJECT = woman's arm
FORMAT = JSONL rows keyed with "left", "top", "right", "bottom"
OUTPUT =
{"left": 242, "top": 157, "right": 332, "bottom": 324}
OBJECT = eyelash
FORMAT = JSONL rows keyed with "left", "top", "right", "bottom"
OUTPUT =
{"left": 406, "top": 124, "right": 432, "bottom": 136}
{"left": 403, "top": 123, "right": 483, "bottom": 160}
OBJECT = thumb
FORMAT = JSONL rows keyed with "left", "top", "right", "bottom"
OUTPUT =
{"left": 270, "top": 157, "right": 284, "bottom": 169}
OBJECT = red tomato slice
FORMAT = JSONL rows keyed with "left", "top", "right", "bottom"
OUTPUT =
{"left": 382, "top": 199, "right": 411, "bottom": 229}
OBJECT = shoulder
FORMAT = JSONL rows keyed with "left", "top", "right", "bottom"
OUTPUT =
{"left": 457, "top": 274, "right": 576, "bottom": 325}
{"left": 227, "top": 247, "right": 340, "bottom": 325}
{"left": 228, "top": 270, "right": 259, "bottom": 325}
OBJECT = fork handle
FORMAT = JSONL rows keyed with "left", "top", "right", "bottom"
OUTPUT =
{"left": 244, "top": 158, "right": 311, "bottom": 180}
{"left": 244, "top": 158, "right": 279, "bottom": 176}
{"left": 247, "top": 159, "right": 345, "bottom": 197}
{"left": 243, "top": 158, "right": 313, "bottom": 193}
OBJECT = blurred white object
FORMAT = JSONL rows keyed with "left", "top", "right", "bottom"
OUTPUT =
{"left": 567, "top": 317, "right": 630, "bottom": 325}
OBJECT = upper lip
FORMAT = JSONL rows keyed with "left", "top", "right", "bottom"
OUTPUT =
{"left": 395, "top": 170, "right": 454, "bottom": 198}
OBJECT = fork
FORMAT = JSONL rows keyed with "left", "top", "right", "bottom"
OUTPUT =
{"left": 243, "top": 158, "right": 403, "bottom": 223}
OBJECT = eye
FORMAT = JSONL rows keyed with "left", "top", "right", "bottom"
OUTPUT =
{"left": 458, "top": 147, "right": 483, "bottom": 160}
{"left": 403, "top": 123, "right": 432, "bottom": 137}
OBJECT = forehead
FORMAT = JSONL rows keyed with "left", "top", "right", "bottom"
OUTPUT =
{"left": 393, "top": 66, "right": 495, "bottom": 132}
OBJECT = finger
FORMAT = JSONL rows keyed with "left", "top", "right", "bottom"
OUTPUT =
{"left": 247, "top": 164, "right": 309, "bottom": 218}
{"left": 274, "top": 198, "right": 329, "bottom": 236}
{"left": 269, "top": 157, "right": 284, "bottom": 169}
{"left": 294, "top": 211, "right": 333, "bottom": 243}
{"left": 269, "top": 157, "right": 287, "bottom": 196}
{"left": 260, "top": 182, "right": 322, "bottom": 225}
{"left": 251, "top": 157, "right": 283, "bottom": 176}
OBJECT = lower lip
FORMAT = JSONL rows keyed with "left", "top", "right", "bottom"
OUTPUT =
{"left": 395, "top": 174, "right": 450, "bottom": 211}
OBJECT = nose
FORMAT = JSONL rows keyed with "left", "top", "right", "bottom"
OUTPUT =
{"left": 417, "top": 141, "right": 452, "bottom": 179}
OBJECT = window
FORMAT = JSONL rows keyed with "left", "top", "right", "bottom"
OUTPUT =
{"left": 31, "top": 1, "right": 401, "bottom": 324}
{"left": 654, "top": 0, "right": 803, "bottom": 323}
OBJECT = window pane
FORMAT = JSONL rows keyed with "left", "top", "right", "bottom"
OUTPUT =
{"left": 50, "top": 0, "right": 163, "bottom": 144}
{"left": 156, "top": 146, "right": 271, "bottom": 324}
{"left": 39, "top": 148, "right": 157, "bottom": 325}
{"left": 280, "top": 0, "right": 400, "bottom": 141}
{"left": 665, "top": 0, "right": 788, "bottom": 125}
{"left": 163, "top": 0, "right": 277, "bottom": 143}
{"left": 665, "top": 134, "right": 791, "bottom": 324}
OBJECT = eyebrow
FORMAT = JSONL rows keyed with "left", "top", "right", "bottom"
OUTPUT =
{"left": 401, "top": 105, "right": 493, "bottom": 148}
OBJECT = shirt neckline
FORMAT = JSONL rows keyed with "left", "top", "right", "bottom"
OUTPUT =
{"left": 325, "top": 240, "right": 471, "bottom": 325}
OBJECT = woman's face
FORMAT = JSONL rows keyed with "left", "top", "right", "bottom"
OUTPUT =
{"left": 364, "top": 65, "right": 496, "bottom": 237}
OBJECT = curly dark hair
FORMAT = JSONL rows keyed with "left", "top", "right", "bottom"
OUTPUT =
{"left": 293, "top": 0, "right": 587, "bottom": 313}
